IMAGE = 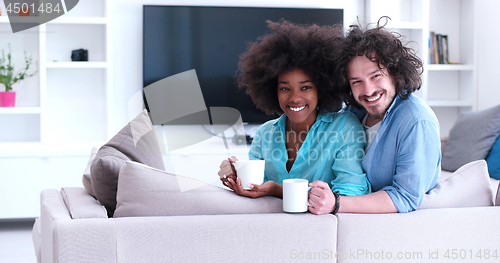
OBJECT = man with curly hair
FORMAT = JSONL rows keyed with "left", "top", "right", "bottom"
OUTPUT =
{"left": 217, "top": 19, "right": 370, "bottom": 211}
{"left": 312, "top": 18, "right": 441, "bottom": 214}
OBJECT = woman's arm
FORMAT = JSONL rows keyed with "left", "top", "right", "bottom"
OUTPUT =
{"left": 218, "top": 156, "right": 238, "bottom": 186}
{"left": 226, "top": 178, "right": 283, "bottom": 198}
{"left": 218, "top": 126, "right": 282, "bottom": 198}
{"left": 329, "top": 113, "right": 370, "bottom": 196}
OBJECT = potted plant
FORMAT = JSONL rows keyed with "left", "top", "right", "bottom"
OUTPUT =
{"left": 0, "top": 44, "right": 38, "bottom": 107}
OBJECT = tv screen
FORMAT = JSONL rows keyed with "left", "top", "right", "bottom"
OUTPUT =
{"left": 143, "top": 5, "right": 343, "bottom": 124}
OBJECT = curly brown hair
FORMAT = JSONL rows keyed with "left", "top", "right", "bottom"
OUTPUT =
{"left": 336, "top": 17, "right": 424, "bottom": 109}
{"left": 236, "top": 19, "right": 345, "bottom": 116}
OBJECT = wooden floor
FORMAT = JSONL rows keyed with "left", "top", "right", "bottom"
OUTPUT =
{"left": 0, "top": 219, "right": 37, "bottom": 263}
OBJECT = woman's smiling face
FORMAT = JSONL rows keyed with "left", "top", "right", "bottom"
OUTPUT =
{"left": 277, "top": 68, "right": 319, "bottom": 127}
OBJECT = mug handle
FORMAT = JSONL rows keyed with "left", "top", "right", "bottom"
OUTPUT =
{"left": 307, "top": 186, "right": 313, "bottom": 206}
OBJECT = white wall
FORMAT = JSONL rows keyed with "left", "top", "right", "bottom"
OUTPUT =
{"left": 110, "top": 0, "right": 363, "bottom": 134}
{"left": 476, "top": 0, "right": 500, "bottom": 111}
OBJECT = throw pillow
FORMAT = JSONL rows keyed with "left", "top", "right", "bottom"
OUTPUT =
{"left": 419, "top": 160, "right": 494, "bottom": 209}
{"left": 441, "top": 104, "right": 500, "bottom": 172}
{"left": 90, "top": 109, "right": 165, "bottom": 217}
{"left": 82, "top": 146, "right": 99, "bottom": 197}
{"left": 113, "top": 161, "right": 283, "bottom": 217}
{"left": 486, "top": 134, "right": 500, "bottom": 180}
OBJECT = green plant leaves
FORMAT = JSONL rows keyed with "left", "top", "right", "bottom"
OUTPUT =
{"left": 0, "top": 43, "right": 37, "bottom": 92}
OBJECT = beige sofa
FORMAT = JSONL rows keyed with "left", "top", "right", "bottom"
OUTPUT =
{"left": 32, "top": 106, "right": 500, "bottom": 262}
{"left": 32, "top": 173, "right": 500, "bottom": 263}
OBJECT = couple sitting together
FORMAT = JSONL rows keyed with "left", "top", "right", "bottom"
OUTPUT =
{"left": 217, "top": 18, "right": 441, "bottom": 214}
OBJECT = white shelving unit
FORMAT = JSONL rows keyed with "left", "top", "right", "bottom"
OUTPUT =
{"left": 365, "top": 0, "right": 477, "bottom": 136}
{"left": 0, "top": 0, "right": 112, "bottom": 155}
{"left": 0, "top": 0, "right": 112, "bottom": 218}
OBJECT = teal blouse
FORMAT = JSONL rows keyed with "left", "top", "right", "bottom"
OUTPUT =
{"left": 249, "top": 111, "right": 370, "bottom": 196}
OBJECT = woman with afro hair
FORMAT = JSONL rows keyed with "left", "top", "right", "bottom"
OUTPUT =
{"left": 218, "top": 19, "right": 369, "bottom": 214}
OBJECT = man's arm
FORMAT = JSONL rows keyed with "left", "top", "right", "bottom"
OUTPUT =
{"left": 309, "top": 117, "right": 439, "bottom": 215}
{"left": 381, "top": 119, "right": 441, "bottom": 212}
{"left": 308, "top": 180, "right": 397, "bottom": 214}
{"left": 338, "top": 190, "right": 397, "bottom": 214}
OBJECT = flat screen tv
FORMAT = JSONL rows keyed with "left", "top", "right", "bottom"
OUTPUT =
{"left": 143, "top": 5, "right": 343, "bottom": 124}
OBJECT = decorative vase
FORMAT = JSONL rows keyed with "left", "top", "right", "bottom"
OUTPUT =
{"left": 0, "top": 91, "right": 16, "bottom": 107}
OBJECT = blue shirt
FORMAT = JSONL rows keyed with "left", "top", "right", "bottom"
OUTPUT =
{"left": 249, "top": 111, "right": 370, "bottom": 196}
{"left": 349, "top": 94, "right": 441, "bottom": 212}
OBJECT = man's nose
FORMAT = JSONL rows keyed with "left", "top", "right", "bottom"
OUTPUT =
{"left": 362, "top": 80, "right": 376, "bottom": 95}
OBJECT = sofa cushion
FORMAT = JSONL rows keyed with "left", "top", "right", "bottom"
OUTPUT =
{"left": 82, "top": 147, "right": 99, "bottom": 197}
{"left": 442, "top": 104, "right": 500, "bottom": 172}
{"left": 337, "top": 206, "right": 500, "bottom": 263}
{"left": 113, "top": 161, "right": 283, "bottom": 217}
{"left": 420, "top": 160, "right": 493, "bottom": 209}
{"left": 115, "top": 213, "right": 336, "bottom": 262}
{"left": 90, "top": 109, "right": 165, "bottom": 217}
{"left": 486, "top": 134, "right": 500, "bottom": 180}
{"left": 61, "top": 187, "right": 108, "bottom": 219}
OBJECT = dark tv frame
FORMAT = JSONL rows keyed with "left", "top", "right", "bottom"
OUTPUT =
{"left": 142, "top": 5, "right": 343, "bottom": 125}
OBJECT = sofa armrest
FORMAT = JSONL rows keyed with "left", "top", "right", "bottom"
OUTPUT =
{"left": 114, "top": 213, "right": 337, "bottom": 262}
{"left": 32, "top": 218, "right": 41, "bottom": 263}
{"left": 39, "top": 189, "right": 116, "bottom": 263}
{"left": 51, "top": 218, "right": 117, "bottom": 263}
{"left": 60, "top": 187, "right": 107, "bottom": 219}
{"left": 40, "top": 189, "right": 72, "bottom": 263}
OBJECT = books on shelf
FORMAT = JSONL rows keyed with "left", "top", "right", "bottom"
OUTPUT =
{"left": 429, "top": 31, "right": 450, "bottom": 64}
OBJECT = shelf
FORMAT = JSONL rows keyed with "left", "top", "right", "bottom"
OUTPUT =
{"left": 387, "top": 21, "right": 424, "bottom": 30}
{"left": 426, "top": 100, "right": 474, "bottom": 107}
{"left": 0, "top": 141, "right": 106, "bottom": 157}
{"left": 46, "top": 61, "right": 108, "bottom": 68}
{"left": 0, "top": 107, "right": 41, "bottom": 114}
{"left": 427, "top": 64, "right": 474, "bottom": 71}
{"left": 49, "top": 17, "right": 107, "bottom": 25}
{"left": 0, "top": 16, "right": 106, "bottom": 24}
{"left": 167, "top": 142, "right": 250, "bottom": 156}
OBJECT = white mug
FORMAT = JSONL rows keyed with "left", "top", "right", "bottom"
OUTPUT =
{"left": 282, "top": 179, "right": 310, "bottom": 213}
{"left": 233, "top": 160, "right": 265, "bottom": 190}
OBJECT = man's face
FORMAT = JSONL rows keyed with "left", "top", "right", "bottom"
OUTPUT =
{"left": 347, "top": 55, "right": 396, "bottom": 123}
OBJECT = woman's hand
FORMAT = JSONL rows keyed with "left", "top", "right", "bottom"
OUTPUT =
{"left": 308, "top": 180, "right": 336, "bottom": 214}
{"left": 218, "top": 156, "right": 238, "bottom": 187}
{"left": 226, "top": 179, "right": 282, "bottom": 198}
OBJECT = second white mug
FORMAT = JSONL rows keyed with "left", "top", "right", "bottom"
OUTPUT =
{"left": 282, "top": 179, "right": 310, "bottom": 213}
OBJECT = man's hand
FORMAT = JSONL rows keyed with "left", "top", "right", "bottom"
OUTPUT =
{"left": 308, "top": 180, "right": 336, "bottom": 214}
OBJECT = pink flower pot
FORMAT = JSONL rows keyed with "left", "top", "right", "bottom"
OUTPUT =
{"left": 0, "top": 91, "right": 16, "bottom": 107}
